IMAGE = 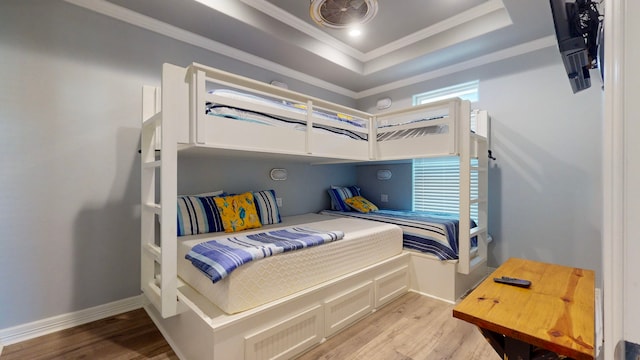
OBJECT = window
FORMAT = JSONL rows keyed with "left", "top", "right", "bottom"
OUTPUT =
{"left": 413, "top": 157, "right": 479, "bottom": 222}
{"left": 412, "top": 81, "right": 480, "bottom": 222}
{"left": 412, "top": 80, "right": 479, "bottom": 105}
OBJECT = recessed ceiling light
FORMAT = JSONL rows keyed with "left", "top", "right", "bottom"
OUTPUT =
{"left": 348, "top": 28, "right": 362, "bottom": 37}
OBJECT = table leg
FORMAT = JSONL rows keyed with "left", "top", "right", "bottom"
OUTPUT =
{"left": 504, "top": 336, "right": 532, "bottom": 360}
{"left": 477, "top": 327, "right": 569, "bottom": 360}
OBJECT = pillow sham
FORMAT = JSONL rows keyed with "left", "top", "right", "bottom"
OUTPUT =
{"left": 177, "top": 195, "right": 225, "bottom": 236}
{"left": 328, "top": 185, "right": 361, "bottom": 212}
{"left": 214, "top": 192, "right": 262, "bottom": 232}
{"left": 253, "top": 189, "right": 281, "bottom": 225}
{"left": 345, "top": 196, "right": 379, "bottom": 213}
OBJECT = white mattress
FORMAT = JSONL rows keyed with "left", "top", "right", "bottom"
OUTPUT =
{"left": 178, "top": 213, "right": 403, "bottom": 314}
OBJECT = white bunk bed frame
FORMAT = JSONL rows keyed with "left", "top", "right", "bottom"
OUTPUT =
{"left": 141, "top": 62, "right": 489, "bottom": 360}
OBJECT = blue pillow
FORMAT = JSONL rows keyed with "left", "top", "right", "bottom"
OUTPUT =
{"left": 177, "top": 195, "right": 225, "bottom": 236}
{"left": 253, "top": 189, "right": 282, "bottom": 225}
{"left": 328, "top": 185, "right": 361, "bottom": 212}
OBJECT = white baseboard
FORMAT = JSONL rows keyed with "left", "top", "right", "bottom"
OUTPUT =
{"left": 0, "top": 294, "right": 145, "bottom": 347}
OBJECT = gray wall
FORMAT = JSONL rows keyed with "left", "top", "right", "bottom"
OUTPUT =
{"left": 0, "top": 0, "right": 355, "bottom": 329}
{"left": 358, "top": 46, "right": 603, "bottom": 283}
{"left": 178, "top": 154, "right": 356, "bottom": 216}
{"left": 355, "top": 163, "right": 413, "bottom": 210}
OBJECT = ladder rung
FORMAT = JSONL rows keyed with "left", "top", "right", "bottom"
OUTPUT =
{"left": 143, "top": 160, "right": 162, "bottom": 169}
{"left": 470, "top": 226, "right": 487, "bottom": 237}
{"left": 145, "top": 281, "right": 162, "bottom": 312}
{"left": 142, "top": 113, "right": 161, "bottom": 128}
{"left": 144, "top": 203, "right": 161, "bottom": 215}
{"left": 470, "top": 166, "right": 487, "bottom": 172}
{"left": 144, "top": 243, "right": 162, "bottom": 263}
{"left": 470, "top": 197, "right": 488, "bottom": 204}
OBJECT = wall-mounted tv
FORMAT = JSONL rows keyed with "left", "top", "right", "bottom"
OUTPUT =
{"left": 549, "top": 0, "right": 603, "bottom": 93}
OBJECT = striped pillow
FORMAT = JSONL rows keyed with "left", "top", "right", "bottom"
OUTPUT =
{"left": 177, "top": 195, "right": 225, "bottom": 236}
{"left": 328, "top": 185, "right": 361, "bottom": 211}
{"left": 253, "top": 189, "right": 281, "bottom": 225}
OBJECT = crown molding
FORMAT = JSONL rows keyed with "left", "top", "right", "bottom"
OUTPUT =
{"left": 356, "top": 35, "right": 557, "bottom": 99}
{"left": 64, "top": 0, "right": 358, "bottom": 98}
{"left": 239, "top": 0, "right": 510, "bottom": 64}
{"left": 363, "top": 0, "right": 509, "bottom": 61}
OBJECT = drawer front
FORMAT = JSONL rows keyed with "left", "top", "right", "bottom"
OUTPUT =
{"left": 374, "top": 265, "right": 409, "bottom": 308}
{"left": 244, "top": 305, "right": 323, "bottom": 360}
{"left": 324, "top": 281, "right": 374, "bottom": 337}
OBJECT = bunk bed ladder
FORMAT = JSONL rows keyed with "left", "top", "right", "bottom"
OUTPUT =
{"left": 458, "top": 104, "right": 489, "bottom": 275}
{"left": 140, "top": 66, "right": 186, "bottom": 318}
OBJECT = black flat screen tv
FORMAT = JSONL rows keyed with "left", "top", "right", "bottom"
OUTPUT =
{"left": 549, "top": 0, "right": 602, "bottom": 93}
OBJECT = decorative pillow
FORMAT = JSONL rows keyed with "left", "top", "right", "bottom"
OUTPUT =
{"left": 253, "top": 189, "right": 281, "bottom": 225}
{"left": 328, "top": 185, "right": 361, "bottom": 211}
{"left": 177, "top": 195, "right": 225, "bottom": 236}
{"left": 345, "top": 196, "right": 379, "bottom": 213}
{"left": 214, "top": 192, "right": 262, "bottom": 232}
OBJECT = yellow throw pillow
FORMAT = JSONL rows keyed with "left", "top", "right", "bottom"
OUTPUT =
{"left": 214, "top": 192, "right": 262, "bottom": 232}
{"left": 344, "top": 196, "right": 379, "bottom": 213}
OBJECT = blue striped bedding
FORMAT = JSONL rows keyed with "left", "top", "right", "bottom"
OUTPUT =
{"left": 319, "top": 210, "right": 476, "bottom": 261}
{"left": 205, "top": 89, "right": 447, "bottom": 141}
{"left": 185, "top": 227, "right": 344, "bottom": 283}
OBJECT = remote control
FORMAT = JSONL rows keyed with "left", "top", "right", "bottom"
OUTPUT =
{"left": 493, "top": 276, "right": 531, "bottom": 288}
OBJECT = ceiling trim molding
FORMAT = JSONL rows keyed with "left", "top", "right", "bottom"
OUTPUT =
{"left": 63, "top": 0, "right": 358, "bottom": 98}
{"left": 363, "top": 0, "right": 510, "bottom": 61}
{"left": 356, "top": 35, "right": 558, "bottom": 99}
{"left": 239, "top": 0, "right": 510, "bottom": 64}
{"left": 64, "top": 0, "right": 555, "bottom": 100}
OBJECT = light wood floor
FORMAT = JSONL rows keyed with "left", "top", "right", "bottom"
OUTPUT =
{"left": 297, "top": 292, "right": 499, "bottom": 360}
{"left": 0, "top": 308, "right": 178, "bottom": 360}
{"left": 1, "top": 292, "right": 499, "bottom": 360}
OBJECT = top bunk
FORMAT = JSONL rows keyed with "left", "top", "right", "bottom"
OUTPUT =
{"left": 142, "top": 62, "right": 489, "bottom": 164}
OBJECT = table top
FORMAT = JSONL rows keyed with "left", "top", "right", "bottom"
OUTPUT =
{"left": 453, "top": 257, "right": 595, "bottom": 360}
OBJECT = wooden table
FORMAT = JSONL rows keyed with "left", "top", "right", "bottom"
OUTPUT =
{"left": 453, "top": 258, "right": 595, "bottom": 360}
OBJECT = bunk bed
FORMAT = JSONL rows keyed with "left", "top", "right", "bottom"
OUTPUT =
{"left": 140, "top": 62, "right": 489, "bottom": 360}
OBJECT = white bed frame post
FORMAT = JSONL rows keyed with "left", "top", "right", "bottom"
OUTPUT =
{"left": 475, "top": 110, "right": 489, "bottom": 271}
{"left": 194, "top": 69, "right": 207, "bottom": 145}
{"left": 457, "top": 102, "right": 489, "bottom": 275}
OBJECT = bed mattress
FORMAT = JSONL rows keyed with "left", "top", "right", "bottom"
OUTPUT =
{"left": 178, "top": 213, "right": 403, "bottom": 314}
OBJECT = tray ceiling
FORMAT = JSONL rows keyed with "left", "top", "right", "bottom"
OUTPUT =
{"left": 67, "top": 0, "right": 557, "bottom": 97}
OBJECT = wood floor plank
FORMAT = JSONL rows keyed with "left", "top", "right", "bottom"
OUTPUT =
{"left": 296, "top": 292, "right": 500, "bottom": 360}
{"left": 1, "top": 292, "right": 499, "bottom": 360}
{"left": 0, "top": 309, "right": 178, "bottom": 360}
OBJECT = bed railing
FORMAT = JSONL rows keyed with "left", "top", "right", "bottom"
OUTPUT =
{"left": 141, "top": 62, "right": 489, "bottom": 318}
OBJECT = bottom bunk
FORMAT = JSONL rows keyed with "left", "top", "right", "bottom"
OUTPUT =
{"left": 147, "top": 253, "right": 411, "bottom": 360}
{"left": 146, "top": 213, "right": 488, "bottom": 360}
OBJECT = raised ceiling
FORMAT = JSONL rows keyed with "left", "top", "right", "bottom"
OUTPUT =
{"left": 66, "top": 0, "right": 556, "bottom": 97}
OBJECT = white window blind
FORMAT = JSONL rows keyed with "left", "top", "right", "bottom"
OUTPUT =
{"left": 412, "top": 157, "right": 479, "bottom": 222}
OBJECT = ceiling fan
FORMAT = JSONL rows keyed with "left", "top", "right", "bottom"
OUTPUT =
{"left": 309, "top": 0, "right": 379, "bottom": 28}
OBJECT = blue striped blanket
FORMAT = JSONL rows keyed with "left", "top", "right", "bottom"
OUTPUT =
{"left": 319, "top": 210, "right": 476, "bottom": 261}
{"left": 185, "top": 227, "right": 344, "bottom": 283}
